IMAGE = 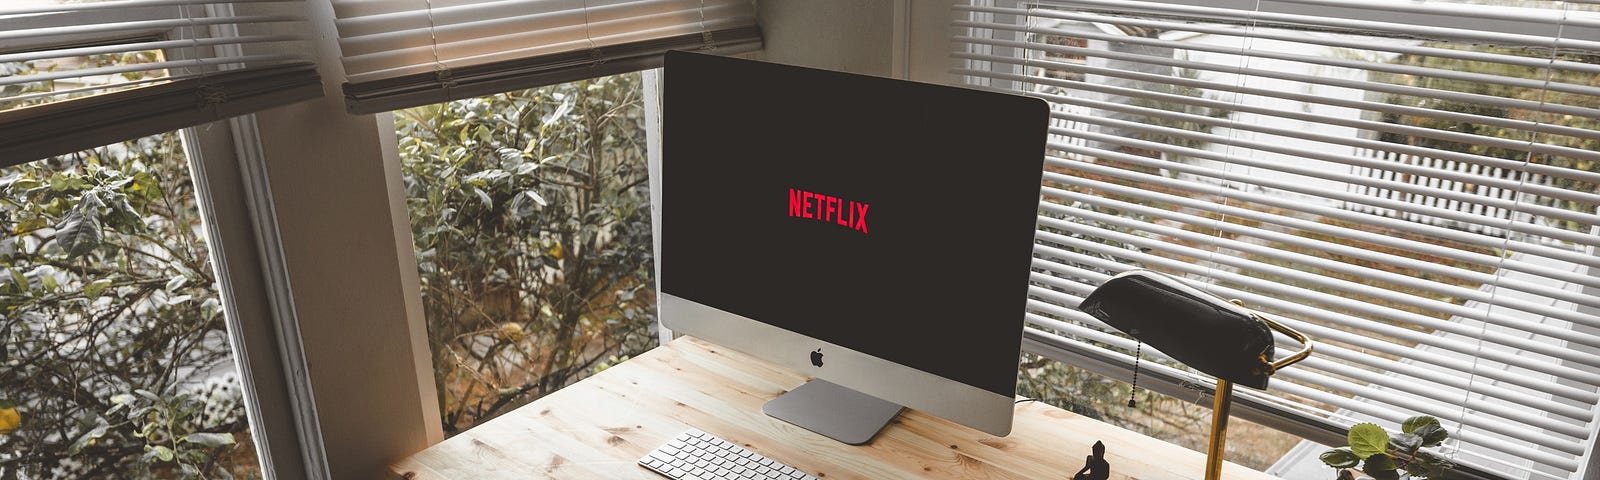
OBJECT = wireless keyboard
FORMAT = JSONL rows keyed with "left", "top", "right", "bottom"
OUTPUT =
{"left": 638, "top": 428, "right": 819, "bottom": 480}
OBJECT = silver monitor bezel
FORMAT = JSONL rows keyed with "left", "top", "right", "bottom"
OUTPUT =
{"left": 657, "top": 292, "right": 1016, "bottom": 437}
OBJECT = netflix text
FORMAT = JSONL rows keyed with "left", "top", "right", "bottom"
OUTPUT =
{"left": 788, "top": 188, "right": 869, "bottom": 235}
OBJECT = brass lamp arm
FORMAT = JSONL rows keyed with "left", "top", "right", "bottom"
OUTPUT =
{"left": 1224, "top": 298, "right": 1313, "bottom": 372}
{"left": 1254, "top": 311, "right": 1313, "bottom": 372}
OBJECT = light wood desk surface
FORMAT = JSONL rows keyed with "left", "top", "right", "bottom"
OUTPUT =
{"left": 390, "top": 336, "right": 1282, "bottom": 480}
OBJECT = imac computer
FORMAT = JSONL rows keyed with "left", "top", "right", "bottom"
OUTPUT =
{"left": 658, "top": 51, "right": 1048, "bottom": 444}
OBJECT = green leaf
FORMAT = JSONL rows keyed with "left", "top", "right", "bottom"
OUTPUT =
{"left": 474, "top": 187, "right": 493, "bottom": 208}
{"left": 54, "top": 209, "right": 103, "bottom": 259}
{"left": 1362, "top": 453, "right": 1399, "bottom": 480}
{"left": 7, "top": 177, "right": 40, "bottom": 192}
{"left": 185, "top": 432, "right": 236, "bottom": 447}
{"left": 496, "top": 148, "right": 524, "bottom": 167}
{"left": 542, "top": 97, "right": 574, "bottom": 126}
{"left": 151, "top": 445, "right": 175, "bottom": 462}
{"left": 1388, "top": 432, "right": 1422, "bottom": 454}
{"left": 165, "top": 275, "right": 188, "bottom": 292}
{"left": 1320, "top": 447, "right": 1361, "bottom": 469}
{"left": 11, "top": 216, "right": 46, "bottom": 235}
{"left": 1401, "top": 415, "right": 1440, "bottom": 434}
{"left": 1348, "top": 423, "right": 1390, "bottom": 458}
{"left": 509, "top": 190, "right": 547, "bottom": 218}
{"left": 84, "top": 278, "right": 113, "bottom": 298}
{"left": 68, "top": 423, "right": 110, "bottom": 455}
{"left": 1336, "top": 469, "right": 1356, "bottom": 480}
{"left": 1412, "top": 423, "right": 1448, "bottom": 447}
{"left": 134, "top": 389, "right": 161, "bottom": 402}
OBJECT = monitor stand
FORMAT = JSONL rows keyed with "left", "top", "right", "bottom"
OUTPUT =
{"left": 762, "top": 379, "right": 904, "bottom": 445}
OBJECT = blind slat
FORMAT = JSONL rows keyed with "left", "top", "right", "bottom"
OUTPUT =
{"left": 1044, "top": 152, "right": 1600, "bottom": 270}
{"left": 1037, "top": 165, "right": 1600, "bottom": 290}
{"left": 954, "top": 21, "right": 1600, "bottom": 163}
{"left": 953, "top": 50, "right": 1600, "bottom": 185}
{"left": 1, "top": 53, "right": 307, "bottom": 87}
{"left": 0, "top": 14, "right": 306, "bottom": 41}
{"left": 960, "top": 19, "right": 1600, "bottom": 99}
{"left": 955, "top": 4, "right": 1600, "bottom": 75}
{"left": 0, "top": 0, "right": 295, "bottom": 15}
{"left": 987, "top": 0, "right": 1600, "bottom": 51}
{"left": 0, "top": 34, "right": 302, "bottom": 64}
{"left": 1041, "top": 198, "right": 1600, "bottom": 337}
{"left": 1033, "top": 114, "right": 1600, "bottom": 247}
{"left": 330, "top": 0, "right": 759, "bottom": 112}
{"left": 1, "top": 1, "right": 323, "bottom": 163}
{"left": 1041, "top": 185, "right": 1600, "bottom": 313}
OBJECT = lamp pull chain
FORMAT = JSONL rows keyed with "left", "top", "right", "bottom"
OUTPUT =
{"left": 1128, "top": 342, "right": 1143, "bottom": 408}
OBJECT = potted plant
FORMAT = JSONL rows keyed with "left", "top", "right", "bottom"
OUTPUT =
{"left": 1320, "top": 415, "right": 1455, "bottom": 480}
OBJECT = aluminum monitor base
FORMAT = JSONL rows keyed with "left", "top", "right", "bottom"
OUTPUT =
{"left": 762, "top": 379, "right": 904, "bottom": 445}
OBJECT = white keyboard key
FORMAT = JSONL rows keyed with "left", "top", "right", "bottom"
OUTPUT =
{"left": 639, "top": 429, "right": 820, "bottom": 480}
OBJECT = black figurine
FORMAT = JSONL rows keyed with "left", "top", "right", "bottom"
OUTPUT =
{"left": 1073, "top": 440, "right": 1110, "bottom": 480}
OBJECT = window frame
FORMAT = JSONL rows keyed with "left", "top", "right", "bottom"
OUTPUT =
{"left": 905, "top": 1, "right": 1600, "bottom": 479}
{"left": 0, "top": 3, "right": 331, "bottom": 478}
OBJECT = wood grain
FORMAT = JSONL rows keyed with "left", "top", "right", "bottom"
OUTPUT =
{"left": 390, "top": 336, "right": 1284, "bottom": 480}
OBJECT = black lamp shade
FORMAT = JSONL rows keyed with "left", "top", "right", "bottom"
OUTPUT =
{"left": 1078, "top": 270, "right": 1276, "bottom": 390}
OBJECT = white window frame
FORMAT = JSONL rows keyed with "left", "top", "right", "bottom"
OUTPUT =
{"left": 901, "top": 1, "right": 1600, "bottom": 479}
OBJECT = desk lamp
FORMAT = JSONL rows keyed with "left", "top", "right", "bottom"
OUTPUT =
{"left": 1079, "top": 270, "right": 1312, "bottom": 480}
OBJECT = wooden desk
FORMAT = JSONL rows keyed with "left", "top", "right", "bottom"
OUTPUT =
{"left": 391, "top": 337, "right": 1282, "bottom": 480}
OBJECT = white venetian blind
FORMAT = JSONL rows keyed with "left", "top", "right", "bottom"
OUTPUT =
{"left": 331, "top": 0, "right": 761, "bottom": 113}
{"left": 954, "top": 1, "right": 1600, "bottom": 478}
{"left": 0, "top": 0, "right": 322, "bottom": 164}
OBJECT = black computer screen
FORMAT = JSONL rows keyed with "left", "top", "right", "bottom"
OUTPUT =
{"left": 660, "top": 51, "right": 1047, "bottom": 397}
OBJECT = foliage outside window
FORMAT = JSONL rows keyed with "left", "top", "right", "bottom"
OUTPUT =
{"left": 0, "top": 134, "right": 259, "bottom": 479}
{"left": 396, "top": 72, "right": 658, "bottom": 434}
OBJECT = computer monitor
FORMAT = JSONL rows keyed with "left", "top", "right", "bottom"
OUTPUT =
{"left": 657, "top": 51, "right": 1047, "bottom": 444}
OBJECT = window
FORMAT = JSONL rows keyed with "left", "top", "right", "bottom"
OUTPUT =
{"left": 955, "top": 1, "right": 1600, "bottom": 478}
{"left": 1, "top": 1, "right": 326, "bottom": 476}
{"left": 1, "top": 134, "right": 262, "bottom": 479}
{"left": 396, "top": 72, "right": 658, "bottom": 435}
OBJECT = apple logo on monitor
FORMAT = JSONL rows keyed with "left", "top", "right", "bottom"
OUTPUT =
{"left": 810, "top": 349, "right": 824, "bottom": 367}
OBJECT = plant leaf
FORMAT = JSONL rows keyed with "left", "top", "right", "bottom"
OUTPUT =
{"left": 165, "top": 275, "right": 187, "bottom": 292}
{"left": 1362, "top": 453, "right": 1399, "bottom": 480}
{"left": 1320, "top": 447, "right": 1361, "bottom": 469}
{"left": 1413, "top": 449, "right": 1454, "bottom": 476}
{"left": 474, "top": 187, "right": 493, "bottom": 208}
{"left": 542, "top": 97, "right": 574, "bottom": 126}
{"left": 1348, "top": 423, "right": 1389, "bottom": 458}
{"left": 1388, "top": 432, "right": 1422, "bottom": 453}
{"left": 84, "top": 278, "right": 113, "bottom": 298}
{"left": 68, "top": 423, "right": 109, "bottom": 455}
{"left": 151, "top": 445, "right": 174, "bottom": 462}
{"left": 1412, "top": 423, "right": 1448, "bottom": 447}
{"left": 11, "top": 216, "right": 46, "bottom": 235}
{"left": 54, "top": 209, "right": 102, "bottom": 259}
{"left": 1401, "top": 415, "right": 1441, "bottom": 434}
{"left": 185, "top": 432, "right": 236, "bottom": 447}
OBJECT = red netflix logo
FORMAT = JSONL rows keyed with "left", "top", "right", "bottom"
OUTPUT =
{"left": 788, "top": 188, "right": 869, "bottom": 235}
